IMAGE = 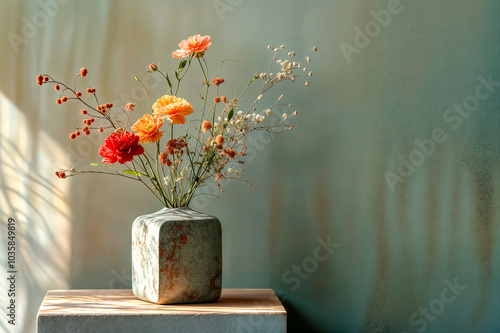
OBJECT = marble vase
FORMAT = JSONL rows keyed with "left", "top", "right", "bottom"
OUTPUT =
{"left": 132, "top": 207, "right": 222, "bottom": 304}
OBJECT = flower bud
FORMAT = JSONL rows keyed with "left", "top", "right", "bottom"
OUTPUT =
{"left": 125, "top": 103, "right": 135, "bottom": 111}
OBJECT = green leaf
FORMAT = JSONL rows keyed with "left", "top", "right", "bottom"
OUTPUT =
{"left": 223, "top": 108, "right": 235, "bottom": 128}
{"left": 90, "top": 163, "right": 100, "bottom": 166}
{"left": 178, "top": 60, "right": 187, "bottom": 71}
{"left": 123, "top": 170, "right": 146, "bottom": 176}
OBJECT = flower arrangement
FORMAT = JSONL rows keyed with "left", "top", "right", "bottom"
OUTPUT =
{"left": 37, "top": 34, "right": 317, "bottom": 208}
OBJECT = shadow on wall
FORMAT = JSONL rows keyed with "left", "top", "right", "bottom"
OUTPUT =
{"left": 0, "top": 92, "right": 71, "bottom": 333}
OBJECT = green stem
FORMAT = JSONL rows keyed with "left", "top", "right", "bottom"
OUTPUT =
{"left": 139, "top": 154, "right": 171, "bottom": 207}
{"left": 133, "top": 158, "right": 168, "bottom": 207}
{"left": 193, "top": 56, "right": 210, "bottom": 158}
{"left": 133, "top": 77, "right": 152, "bottom": 110}
{"left": 158, "top": 71, "right": 173, "bottom": 95}
{"left": 174, "top": 56, "right": 193, "bottom": 96}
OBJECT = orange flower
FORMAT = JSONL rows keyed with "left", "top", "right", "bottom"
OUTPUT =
{"left": 152, "top": 95, "right": 193, "bottom": 125}
{"left": 131, "top": 114, "right": 165, "bottom": 143}
{"left": 172, "top": 34, "right": 212, "bottom": 58}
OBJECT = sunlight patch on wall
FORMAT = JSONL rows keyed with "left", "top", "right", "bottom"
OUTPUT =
{"left": 0, "top": 91, "right": 71, "bottom": 332}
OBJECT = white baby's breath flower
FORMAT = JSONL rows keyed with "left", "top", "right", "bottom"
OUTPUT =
{"left": 257, "top": 94, "right": 263, "bottom": 100}
{"left": 265, "top": 109, "right": 272, "bottom": 116}
{"left": 163, "top": 176, "right": 171, "bottom": 185}
{"left": 228, "top": 168, "right": 233, "bottom": 173}
{"left": 278, "top": 94, "right": 284, "bottom": 100}
{"left": 254, "top": 115, "right": 265, "bottom": 124}
{"left": 305, "top": 56, "right": 311, "bottom": 62}
{"left": 292, "top": 111, "right": 297, "bottom": 116}
{"left": 305, "top": 81, "right": 309, "bottom": 86}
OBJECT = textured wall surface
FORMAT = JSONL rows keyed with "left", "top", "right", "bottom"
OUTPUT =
{"left": 0, "top": 1, "right": 499, "bottom": 332}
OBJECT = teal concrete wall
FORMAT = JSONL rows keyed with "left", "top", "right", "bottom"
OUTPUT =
{"left": 1, "top": 0, "right": 499, "bottom": 332}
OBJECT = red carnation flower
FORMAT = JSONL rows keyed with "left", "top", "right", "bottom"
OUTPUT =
{"left": 99, "top": 132, "right": 144, "bottom": 164}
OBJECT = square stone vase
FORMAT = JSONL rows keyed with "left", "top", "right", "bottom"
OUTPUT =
{"left": 132, "top": 207, "right": 222, "bottom": 304}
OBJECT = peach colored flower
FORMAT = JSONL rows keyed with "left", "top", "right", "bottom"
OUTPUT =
{"left": 215, "top": 135, "right": 224, "bottom": 145}
{"left": 201, "top": 120, "right": 212, "bottom": 132}
{"left": 172, "top": 35, "right": 212, "bottom": 58}
{"left": 131, "top": 114, "right": 165, "bottom": 143}
{"left": 152, "top": 95, "right": 193, "bottom": 125}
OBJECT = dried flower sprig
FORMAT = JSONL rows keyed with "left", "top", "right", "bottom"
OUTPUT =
{"left": 38, "top": 35, "right": 317, "bottom": 207}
